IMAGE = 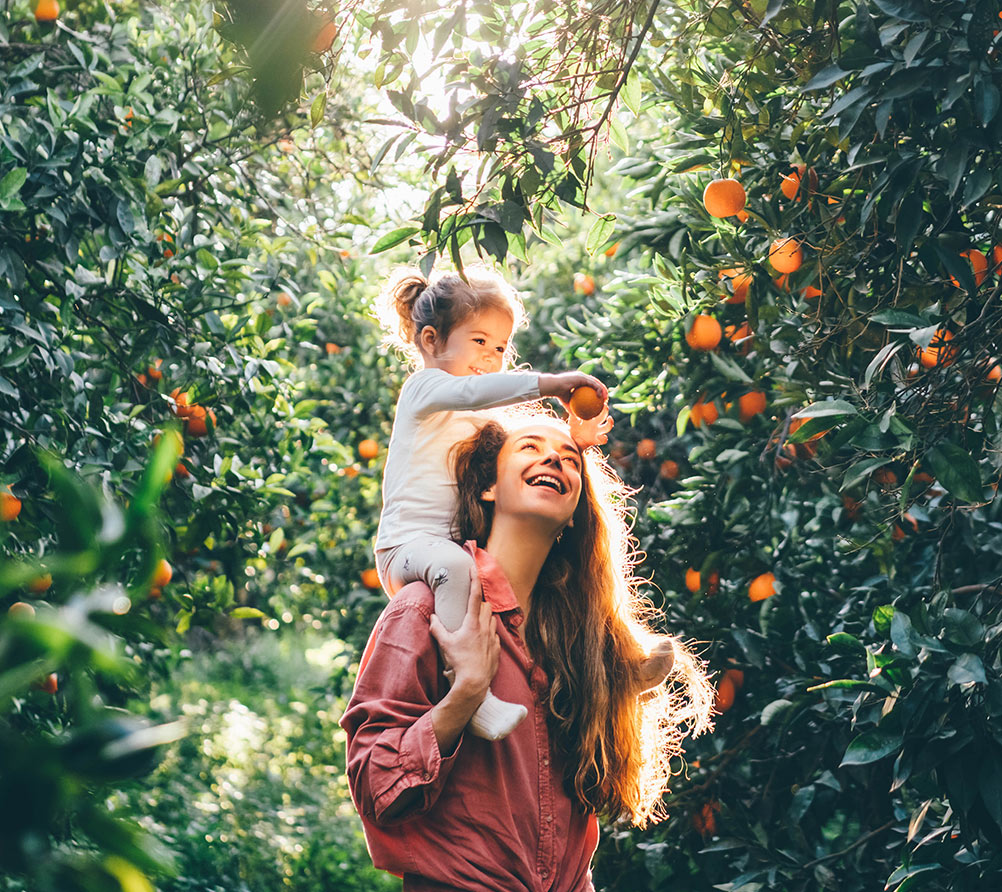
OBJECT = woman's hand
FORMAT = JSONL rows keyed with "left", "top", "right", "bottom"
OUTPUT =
{"left": 568, "top": 406, "right": 614, "bottom": 449}
{"left": 427, "top": 588, "right": 500, "bottom": 753}
{"left": 538, "top": 371, "right": 608, "bottom": 409}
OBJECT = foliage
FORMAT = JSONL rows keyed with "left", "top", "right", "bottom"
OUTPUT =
{"left": 120, "top": 626, "right": 398, "bottom": 892}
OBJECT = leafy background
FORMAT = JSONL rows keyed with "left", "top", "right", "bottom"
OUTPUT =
{"left": 2, "top": 0, "right": 1001, "bottom": 890}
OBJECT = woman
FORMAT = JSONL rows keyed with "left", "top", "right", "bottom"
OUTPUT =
{"left": 341, "top": 415, "right": 714, "bottom": 891}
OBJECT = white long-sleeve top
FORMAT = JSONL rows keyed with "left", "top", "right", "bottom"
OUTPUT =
{"left": 374, "top": 368, "right": 542, "bottom": 552}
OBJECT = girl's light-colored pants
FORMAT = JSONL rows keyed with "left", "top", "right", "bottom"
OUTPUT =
{"left": 376, "top": 537, "right": 479, "bottom": 631}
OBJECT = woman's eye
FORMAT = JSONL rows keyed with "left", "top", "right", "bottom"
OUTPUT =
{"left": 473, "top": 338, "right": 486, "bottom": 345}
{"left": 496, "top": 346, "right": 505, "bottom": 353}
{"left": 521, "top": 442, "right": 538, "bottom": 451}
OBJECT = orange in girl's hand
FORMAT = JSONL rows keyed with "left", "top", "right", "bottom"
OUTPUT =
{"left": 569, "top": 386, "right": 605, "bottom": 420}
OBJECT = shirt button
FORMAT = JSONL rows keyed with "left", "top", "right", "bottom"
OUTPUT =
{"left": 422, "top": 772, "right": 431, "bottom": 781}
{"left": 545, "top": 814, "right": 553, "bottom": 822}
{"left": 542, "top": 758, "right": 549, "bottom": 766}
{"left": 541, "top": 869, "right": 548, "bottom": 878}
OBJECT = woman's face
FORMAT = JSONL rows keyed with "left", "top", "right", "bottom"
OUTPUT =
{"left": 482, "top": 422, "right": 583, "bottom": 532}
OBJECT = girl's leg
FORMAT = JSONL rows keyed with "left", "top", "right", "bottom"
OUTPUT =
{"left": 382, "top": 538, "right": 527, "bottom": 740}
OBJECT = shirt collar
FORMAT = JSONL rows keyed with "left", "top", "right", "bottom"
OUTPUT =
{"left": 463, "top": 540, "right": 519, "bottom": 613}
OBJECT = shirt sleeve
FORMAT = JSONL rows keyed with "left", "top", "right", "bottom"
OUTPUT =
{"left": 404, "top": 368, "right": 541, "bottom": 419}
{"left": 340, "top": 597, "right": 464, "bottom": 825}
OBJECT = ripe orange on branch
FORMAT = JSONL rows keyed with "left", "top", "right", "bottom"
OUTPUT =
{"left": 918, "top": 329, "right": 955, "bottom": 369}
{"left": 311, "top": 20, "right": 337, "bottom": 53}
{"left": 185, "top": 406, "right": 216, "bottom": 438}
{"left": 738, "top": 390, "right": 767, "bottom": 422}
{"left": 748, "top": 571, "right": 776, "bottom": 602}
{"left": 689, "top": 396, "right": 718, "bottom": 429}
{"left": 1, "top": 491, "right": 22, "bottom": 521}
{"left": 361, "top": 568, "right": 381, "bottom": 590}
{"left": 569, "top": 386, "right": 604, "bottom": 420}
{"left": 358, "top": 439, "right": 380, "bottom": 461}
{"left": 573, "top": 273, "right": 595, "bottom": 295}
{"left": 719, "top": 268, "right": 752, "bottom": 304}
{"left": 659, "top": 459, "right": 680, "bottom": 480}
{"left": 702, "top": 179, "right": 747, "bottom": 218}
{"left": 951, "top": 249, "right": 988, "bottom": 287}
{"left": 152, "top": 559, "right": 173, "bottom": 589}
{"left": 769, "top": 238, "right": 803, "bottom": 273}
{"left": 636, "top": 438, "right": 657, "bottom": 460}
{"left": 34, "top": 0, "right": 59, "bottom": 21}
{"left": 685, "top": 314, "right": 722, "bottom": 351}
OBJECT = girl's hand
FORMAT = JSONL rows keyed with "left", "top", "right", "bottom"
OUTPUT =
{"left": 538, "top": 371, "right": 608, "bottom": 409}
{"left": 428, "top": 587, "right": 500, "bottom": 708}
{"left": 569, "top": 406, "right": 614, "bottom": 449}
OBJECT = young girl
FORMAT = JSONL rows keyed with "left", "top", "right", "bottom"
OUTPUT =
{"left": 373, "top": 265, "right": 616, "bottom": 740}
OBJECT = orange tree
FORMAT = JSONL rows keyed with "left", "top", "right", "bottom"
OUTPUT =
{"left": 0, "top": 0, "right": 397, "bottom": 887}
{"left": 532, "top": 1, "right": 1002, "bottom": 889}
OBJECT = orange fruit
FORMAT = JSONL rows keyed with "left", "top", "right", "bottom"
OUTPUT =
{"left": 714, "top": 675, "right": 736, "bottom": 712}
{"left": 692, "top": 801, "right": 719, "bottom": 836}
{"left": 702, "top": 179, "right": 747, "bottom": 218}
{"left": 152, "top": 558, "right": 173, "bottom": 588}
{"left": 951, "top": 249, "right": 988, "bottom": 287}
{"left": 311, "top": 20, "right": 337, "bottom": 53}
{"left": 569, "top": 386, "right": 605, "bottom": 420}
{"left": 780, "top": 163, "right": 806, "bottom": 200}
{"left": 604, "top": 241, "right": 620, "bottom": 258}
{"left": 724, "top": 321, "right": 753, "bottom": 356}
{"left": 685, "top": 567, "right": 701, "bottom": 593}
{"left": 361, "top": 568, "right": 381, "bottom": 590}
{"left": 34, "top": 0, "right": 59, "bottom": 21}
{"left": 719, "top": 268, "right": 751, "bottom": 304}
{"left": 748, "top": 571, "right": 776, "bottom": 602}
{"left": 690, "top": 397, "right": 718, "bottom": 429}
{"left": 185, "top": 405, "right": 216, "bottom": 437}
{"left": 738, "top": 390, "right": 767, "bottom": 422}
{"left": 170, "top": 388, "right": 191, "bottom": 417}
{"left": 685, "top": 314, "right": 722, "bottom": 351}
{"left": 723, "top": 668, "right": 745, "bottom": 691}
{"left": 573, "top": 273, "right": 595, "bottom": 295}
{"left": 874, "top": 467, "right": 898, "bottom": 488}
{"left": 276, "top": 291, "right": 293, "bottom": 307}
{"left": 992, "top": 245, "right": 1002, "bottom": 274}
{"left": 40, "top": 673, "right": 58, "bottom": 694}
{"left": 918, "top": 329, "right": 955, "bottom": 369}
{"left": 659, "top": 459, "right": 680, "bottom": 480}
{"left": 788, "top": 417, "right": 830, "bottom": 442}
{"left": 801, "top": 283, "right": 823, "bottom": 299}
{"left": 636, "top": 438, "right": 657, "bottom": 460}
{"left": 28, "top": 573, "right": 52, "bottom": 593}
{"left": 148, "top": 359, "right": 163, "bottom": 381}
{"left": 174, "top": 462, "right": 191, "bottom": 479}
{"left": 769, "top": 238, "right": 803, "bottom": 273}
{"left": 1, "top": 491, "right": 22, "bottom": 521}
{"left": 8, "top": 602, "right": 36, "bottom": 620}
{"left": 325, "top": 342, "right": 341, "bottom": 355}
{"left": 358, "top": 438, "right": 380, "bottom": 461}
{"left": 841, "top": 495, "right": 862, "bottom": 521}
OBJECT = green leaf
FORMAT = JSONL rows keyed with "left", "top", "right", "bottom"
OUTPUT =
{"left": 761, "top": 0, "right": 784, "bottom": 25}
{"left": 620, "top": 69, "right": 642, "bottom": 115}
{"left": 947, "top": 653, "right": 986, "bottom": 686}
{"left": 585, "top": 213, "right": 617, "bottom": 256}
{"left": 804, "top": 64, "right": 849, "bottom": 92}
{"left": 0, "top": 168, "right": 27, "bottom": 203}
{"left": 873, "top": 605, "right": 895, "bottom": 633}
{"left": 760, "top": 698, "right": 793, "bottom": 725}
{"left": 925, "top": 443, "right": 982, "bottom": 502}
{"left": 826, "top": 632, "right": 865, "bottom": 654}
{"left": 371, "top": 226, "right": 420, "bottom": 254}
{"left": 794, "top": 399, "right": 858, "bottom": 419}
{"left": 841, "top": 729, "right": 902, "bottom": 766}
{"left": 310, "top": 91, "right": 327, "bottom": 128}
{"left": 230, "top": 607, "right": 267, "bottom": 619}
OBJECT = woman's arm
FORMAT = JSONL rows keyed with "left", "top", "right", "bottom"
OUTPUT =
{"left": 340, "top": 588, "right": 499, "bottom": 824}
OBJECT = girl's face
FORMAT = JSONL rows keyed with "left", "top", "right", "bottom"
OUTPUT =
{"left": 420, "top": 307, "right": 513, "bottom": 376}
{"left": 482, "top": 422, "right": 583, "bottom": 532}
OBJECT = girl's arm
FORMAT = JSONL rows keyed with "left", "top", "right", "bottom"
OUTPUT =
{"left": 408, "top": 367, "right": 606, "bottom": 418}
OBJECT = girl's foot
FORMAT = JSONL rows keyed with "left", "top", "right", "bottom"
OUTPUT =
{"left": 469, "top": 689, "right": 528, "bottom": 740}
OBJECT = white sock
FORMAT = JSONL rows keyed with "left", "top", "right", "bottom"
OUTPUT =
{"left": 469, "top": 689, "right": 528, "bottom": 741}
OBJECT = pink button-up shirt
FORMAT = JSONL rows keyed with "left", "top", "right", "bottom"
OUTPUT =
{"left": 340, "top": 543, "right": 600, "bottom": 892}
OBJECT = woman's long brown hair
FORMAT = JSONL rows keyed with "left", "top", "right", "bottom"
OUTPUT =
{"left": 453, "top": 418, "right": 714, "bottom": 826}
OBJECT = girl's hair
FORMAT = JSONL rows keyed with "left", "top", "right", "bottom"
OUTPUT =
{"left": 374, "top": 265, "right": 527, "bottom": 368}
{"left": 452, "top": 416, "right": 715, "bottom": 827}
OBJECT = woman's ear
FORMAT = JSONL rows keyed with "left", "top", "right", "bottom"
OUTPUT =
{"left": 480, "top": 485, "right": 496, "bottom": 502}
{"left": 418, "top": 324, "right": 439, "bottom": 356}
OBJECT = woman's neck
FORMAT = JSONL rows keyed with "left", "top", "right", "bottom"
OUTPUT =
{"left": 484, "top": 516, "right": 558, "bottom": 614}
